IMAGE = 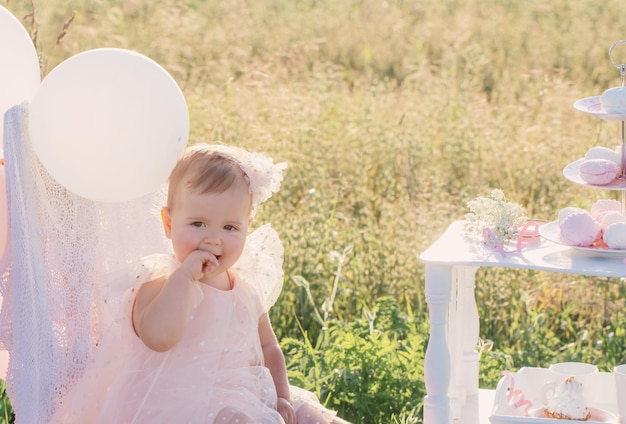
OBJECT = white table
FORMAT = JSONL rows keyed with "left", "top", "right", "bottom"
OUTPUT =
{"left": 419, "top": 221, "right": 626, "bottom": 424}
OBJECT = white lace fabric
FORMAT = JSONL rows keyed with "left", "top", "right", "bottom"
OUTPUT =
{"left": 0, "top": 104, "right": 170, "bottom": 423}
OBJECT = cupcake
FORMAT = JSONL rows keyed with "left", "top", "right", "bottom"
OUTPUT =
{"left": 544, "top": 376, "right": 591, "bottom": 421}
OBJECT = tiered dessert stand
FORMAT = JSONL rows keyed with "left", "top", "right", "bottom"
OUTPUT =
{"left": 419, "top": 41, "right": 626, "bottom": 424}
{"left": 538, "top": 40, "right": 626, "bottom": 256}
{"left": 573, "top": 39, "right": 626, "bottom": 196}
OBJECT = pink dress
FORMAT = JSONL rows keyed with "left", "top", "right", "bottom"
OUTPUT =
{"left": 50, "top": 226, "right": 338, "bottom": 423}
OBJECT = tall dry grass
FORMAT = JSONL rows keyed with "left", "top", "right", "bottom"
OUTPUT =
{"left": 4, "top": 0, "right": 626, "bottom": 421}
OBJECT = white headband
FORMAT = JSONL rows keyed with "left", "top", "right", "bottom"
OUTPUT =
{"left": 202, "top": 144, "right": 287, "bottom": 214}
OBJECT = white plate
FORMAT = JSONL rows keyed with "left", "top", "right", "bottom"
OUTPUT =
{"left": 563, "top": 158, "right": 626, "bottom": 189}
{"left": 539, "top": 221, "right": 626, "bottom": 258}
{"left": 574, "top": 96, "right": 626, "bottom": 120}
{"left": 491, "top": 407, "right": 617, "bottom": 423}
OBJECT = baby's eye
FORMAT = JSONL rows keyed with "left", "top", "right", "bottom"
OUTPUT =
{"left": 192, "top": 221, "right": 205, "bottom": 228}
{"left": 224, "top": 224, "right": 237, "bottom": 231}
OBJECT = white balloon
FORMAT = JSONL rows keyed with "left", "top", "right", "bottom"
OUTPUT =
{"left": 29, "top": 48, "right": 189, "bottom": 202}
{"left": 0, "top": 6, "right": 41, "bottom": 153}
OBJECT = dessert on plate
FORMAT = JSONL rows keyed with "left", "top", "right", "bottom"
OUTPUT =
{"left": 600, "top": 86, "right": 626, "bottom": 114}
{"left": 578, "top": 158, "right": 619, "bottom": 185}
{"left": 603, "top": 221, "right": 626, "bottom": 249}
{"left": 575, "top": 146, "right": 622, "bottom": 186}
{"left": 558, "top": 210, "right": 601, "bottom": 247}
{"left": 584, "top": 146, "right": 621, "bottom": 166}
{"left": 557, "top": 207, "right": 586, "bottom": 222}
{"left": 589, "top": 198, "right": 621, "bottom": 221}
{"left": 556, "top": 199, "right": 626, "bottom": 249}
{"left": 598, "top": 209, "right": 626, "bottom": 229}
{"left": 543, "top": 376, "right": 591, "bottom": 421}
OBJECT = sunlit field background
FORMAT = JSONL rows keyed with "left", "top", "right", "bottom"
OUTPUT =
{"left": 3, "top": 0, "right": 626, "bottom": 422}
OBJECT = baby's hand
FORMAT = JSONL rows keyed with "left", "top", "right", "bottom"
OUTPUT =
{"left": 277, "top": 397, "right": 296, "bottom": 424}
{"left": 179, "top": 250, "right": 218, "bottom": 282}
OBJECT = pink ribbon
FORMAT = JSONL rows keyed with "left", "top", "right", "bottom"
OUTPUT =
{"left": 516, "top": 221, "right": 540, "bottom": 251}
{"left": 483, "top": 221, "right": 541, "bottom": 258}
{"left": 483, "top": 227, "right": 507, "bottom": 258}
{"left": 503, "top": 370, "right": 532, "bottom": 413}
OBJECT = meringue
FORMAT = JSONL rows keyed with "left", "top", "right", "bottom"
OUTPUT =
{"left": 601, "top": 86, "right": 626, "bottom": 114}
{"left": 584, "top": 146, "right": 621, "bottom": 166}
{"left": 603, "top": 221, "right": 626, "bottom": 249}
{"left": 579, "top": 158, "right": 619, "bottom": 185}
{"left": 543, "top": 376, "right": 591, "bottom": 421}
{"left": 590, "top": 199, "right": 622, "bottom": 221}
{"left": 599, "top": 210, "right": 626, "bottom": 230}
{"left": 559, "top": 211, "right": 601, "bottom": 247}
{"left": 558, "top": 207, "right": 586, "bottom": 223}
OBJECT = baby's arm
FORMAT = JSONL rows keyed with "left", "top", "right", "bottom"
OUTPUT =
{"left": 259, "top": 313, "right": 296, "bottom": 424}
{"left": 133, "top": 250, "right": 217, "bottom": 352}
{"left": 132, "top": 268, "right": 195, "bottom": 352}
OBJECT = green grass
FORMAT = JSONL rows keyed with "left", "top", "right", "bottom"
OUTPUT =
{"left": 4, "top": 0, "right": 626, "bottom": 422}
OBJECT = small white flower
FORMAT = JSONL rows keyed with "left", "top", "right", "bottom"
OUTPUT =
{"left": 464, "top": 189, "right": 526, "bottom": 245}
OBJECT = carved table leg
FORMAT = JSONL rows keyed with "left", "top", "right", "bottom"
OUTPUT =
{"left": 451, "top": 266, "right": 480, "bottom": 422}
{"left": 423, "top": 264, "right": 453, "bottom": 424}
{"left": 458, "top": 266, "right": 480, "bottom": 398}
{"left": 424, "top": 264, "right": 481, "bottom": 424}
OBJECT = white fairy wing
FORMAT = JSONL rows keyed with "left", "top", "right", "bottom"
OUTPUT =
{"left": 232, "top": 224, "right": 284, "bottom": 312}
{"left": 97, "top": 254, "right": 180, "bottom": 326}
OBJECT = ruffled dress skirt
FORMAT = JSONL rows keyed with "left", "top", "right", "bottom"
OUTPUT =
{"left": 50, "top": 254, "right": 337, "bottom": 423}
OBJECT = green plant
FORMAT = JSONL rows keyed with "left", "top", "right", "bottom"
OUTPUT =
{"left": 0, "top": 381, "right": 13, "bottom": 424}
{"left": 282, "top": 296, "right": 426, "bottom": 423}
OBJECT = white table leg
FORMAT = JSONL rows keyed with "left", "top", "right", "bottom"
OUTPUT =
{"left": 423, "top": 264, "right": 453, "bottom": 424}
{"left": 456, "top": 267, "right": 480, "bottom": 420}
{"left": 449, "top": 267, "right": 462, "bottom": 419}
{"left": 448, "top": 266, "right": 479, "bottom": 420}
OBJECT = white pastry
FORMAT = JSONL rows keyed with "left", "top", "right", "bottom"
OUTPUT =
{"left": 559, "top": 211, "right": 601, "bottom": 247}
{"left": 590, "top": 199, "right": 622, "bottom": 221}
{"left": 599, "top": 210, "right": 626, "bottom": 230}
{"left": 558, "top": 207, "right": 586, "bottom": 224}
{"left": 579, "top": 159, "right": 619, "bottom": 185}
{"left": 604, "top": 221, "right": 626, "bottom": 249}
{"left": 543, "top": 376, "right": 591, "bottom": 421}
{"left": 601, "top": 86, "right": 626, "bottom": 114}
{"left": 584, "top": 146, "right": 621, "bottom": 166}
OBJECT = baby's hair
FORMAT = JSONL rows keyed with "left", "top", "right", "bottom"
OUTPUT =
{"left": 167, "top": 145, "right": 250, "bottom": 209}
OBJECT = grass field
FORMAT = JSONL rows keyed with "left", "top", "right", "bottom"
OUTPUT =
{"left": 3, "top": 0, "right": 626, "bottom": 422}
